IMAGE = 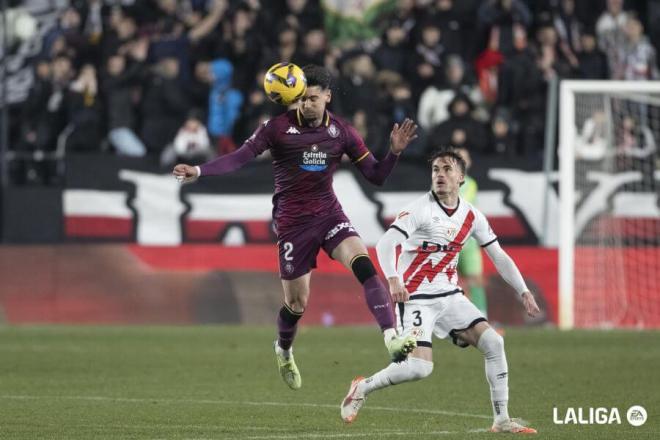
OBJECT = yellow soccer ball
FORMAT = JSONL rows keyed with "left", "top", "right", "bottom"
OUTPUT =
{"left": 263, "top": 62, "right": 307, "bottom": 106}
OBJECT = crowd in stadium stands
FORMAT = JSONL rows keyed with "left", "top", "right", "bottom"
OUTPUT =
{"left": 9, "top": 0, "right": 660, "bottom": 184}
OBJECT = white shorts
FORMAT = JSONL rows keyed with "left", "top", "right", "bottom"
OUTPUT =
{"left": 395, "top": 292, "right": 487, "bottom": 348}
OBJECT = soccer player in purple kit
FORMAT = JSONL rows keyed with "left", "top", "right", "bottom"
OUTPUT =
{"left": 173, "top": 65, "right": 419, "bottom": 390}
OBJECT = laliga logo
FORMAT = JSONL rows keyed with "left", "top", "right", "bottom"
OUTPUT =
{"left": 553, "top": 405, "right": 647, "bottom": 426}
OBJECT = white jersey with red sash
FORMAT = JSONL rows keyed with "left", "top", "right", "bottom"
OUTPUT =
{"left": 389, "top": 191, "right": 497, "bottom": 302}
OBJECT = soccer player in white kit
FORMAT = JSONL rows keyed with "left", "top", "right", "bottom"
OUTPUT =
{"left": 340, "top": 149, "right": 540, "bottom": 434}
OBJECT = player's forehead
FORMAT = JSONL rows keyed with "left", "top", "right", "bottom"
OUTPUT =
{"left": 303, "top": 85, "right": 328, "bottom": 98}
{"left": 432, "top": 156, "right": 459, "bottom": 169}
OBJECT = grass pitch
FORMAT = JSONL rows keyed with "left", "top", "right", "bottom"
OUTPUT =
{"left": 0, "top": 326, "right": 658, "bottom": 439}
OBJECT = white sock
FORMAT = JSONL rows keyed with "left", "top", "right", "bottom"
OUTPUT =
{"left": 477, "top": 328, "right": 510, "bottom": 424}
{"left": 275, "top": 342, "right": 292, "bottom": 360}
{"left": 359, "top": 357, "right": 433, "bottom": 395}
{"left": 383, "top": 328, "right": 397, "bottom": 343}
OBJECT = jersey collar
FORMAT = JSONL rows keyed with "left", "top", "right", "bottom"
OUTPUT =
{"left": 295, "top": 108, "right": 330, "bottom": 127}
{"left": 431, "top": 190, "right": 460, "bottom": 217}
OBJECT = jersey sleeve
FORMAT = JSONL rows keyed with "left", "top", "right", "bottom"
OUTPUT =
{"left": 343, "top": 123, "right": 371, "bottom": 164}
{"left": 243, "top": 119, "right": 275, "bottom": 156}
{"left": 471, "top": 208, "right": 498, "bottom": 247}
{"left": 388, "top": 199, "right": 425, "bottom": 239}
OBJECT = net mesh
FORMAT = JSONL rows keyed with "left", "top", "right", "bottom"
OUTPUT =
{"left": 572, "top": 90, "right": 660, "bottom": 328}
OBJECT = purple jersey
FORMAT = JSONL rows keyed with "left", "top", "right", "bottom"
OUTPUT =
{"left": 244, "top": 109, "right": 370, "bottom": 231}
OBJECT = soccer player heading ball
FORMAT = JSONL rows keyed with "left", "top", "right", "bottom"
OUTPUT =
{"left": 173, "top": 64, "right": 419, "bottom": 390}
{"left": 340, "top": 149, "right": 540, "bottom": 434}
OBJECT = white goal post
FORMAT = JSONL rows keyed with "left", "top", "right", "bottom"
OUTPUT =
{"left": 559, "top": 80, "right": 660, "bottom": 330}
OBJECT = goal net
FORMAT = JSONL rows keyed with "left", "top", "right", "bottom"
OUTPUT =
{"left": 559, "top": 81, "right": 660, "bottom": 329}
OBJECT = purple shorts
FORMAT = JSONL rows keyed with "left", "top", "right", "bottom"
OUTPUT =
{"left": 276, "top": 212, "right": 360, "bottom": 280}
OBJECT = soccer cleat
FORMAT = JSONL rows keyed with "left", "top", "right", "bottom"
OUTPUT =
{"left": 385, "top": 334, "right": 417, "bottom": 362}
{"left": 340, "top": 376, "right": 366, "bottom": 423}
{"left": 490, "top": 419, "right": 537, "bottom": 434}
{"left": 273, "top": 341, "right": 302, "bottom": 390}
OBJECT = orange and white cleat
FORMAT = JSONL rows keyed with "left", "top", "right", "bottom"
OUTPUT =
{"left": 340, "top": 376, "right": 366, "bottom": 423}
{"left": 490, "top": 419, "right": 537, "bottom": 434}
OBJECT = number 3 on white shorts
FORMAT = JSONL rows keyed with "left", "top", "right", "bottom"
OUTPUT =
{"left": 283, "top": 242, "right": 294, "bottom": 261}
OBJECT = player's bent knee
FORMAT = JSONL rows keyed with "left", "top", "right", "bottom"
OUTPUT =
{"left": 407, "top": 357, "right": 434, "bottom": 381}
{"left": 477, "top": 327, "right": 504, "bottom": 356}
{"left": 283, "top": 301, "right": 306, "bottom": 316}
{"left": 350, "top": 254, "right": 377, "bottom": 284}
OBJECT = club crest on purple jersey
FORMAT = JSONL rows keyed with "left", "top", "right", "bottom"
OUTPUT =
{"left": 327, "top": 124, "right": 339, "bottom": 138}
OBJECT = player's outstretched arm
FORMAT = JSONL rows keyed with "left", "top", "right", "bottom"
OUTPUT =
{"left": 376, "top": 228, "right": 410, "bottom": 303}
{"left": 354, "top": 118, "right": 418, "bottom": 186}
{"left": 172, "top": 144, "right": 257, "bottom": 183}
{"left": 483, "top": 241, "right": 540, "bottom": 317}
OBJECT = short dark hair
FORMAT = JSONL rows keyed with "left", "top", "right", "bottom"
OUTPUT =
{"left": 303, "top": 64, "right": 332, "bottom": 90}
{"left": 429, "top": 147, "right": 467, "bottom": 177}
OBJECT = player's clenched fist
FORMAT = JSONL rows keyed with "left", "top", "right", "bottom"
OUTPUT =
{"left": 173, "top": 164, "right": 200, "bottom": 184}
{"left": 387, "top": 276, "right": 410, "bottom": 303}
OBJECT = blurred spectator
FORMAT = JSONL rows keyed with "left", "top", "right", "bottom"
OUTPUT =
{"left": 417, "top": 55, "right": 483, "bottom": 131}
{"left": 42, "top": 6, "right": 90, "bottom": 61}
{"left": 280, "top": 0, "right": 324, "bottom": 34}
{"left": 376, "top": 0, "right": 417, "bottom": 36}
{"left": 497, "top": 26, "right": 546, "bottom": 155}
{"left": 14, "top": 56, "right": 73, "bottom": 184}
{"left": 373, "top": 19, "right": 410, "bottom": 74}
{"left": 536, "top": 25, "right": 574, "bottom": 79}
{"left": 335, "top": 53, "right": 380, "bottom": 118}
{"left": 294, "top": 28, "right": 327, "bottom": 67}
{"left": 487, "top": 107, "right": 518, "bottom": 156}
{"left": 596, "top": 0, "right": 629, "bottom": 76}
{"left": 263, "top": 25, "right": 299, "bottom": 64}
{"left": 408, "top": 21, "right": 445, "bottom": 101}
{"left": 12, "top": 60, "right": 50, "bottom": 183}
{"left": 102, "top": 40, "right": 148, "bottom": 157}
{"left": 377, "top": 71, "right": 424, "bottom": 158}
{"left": 352, "top": 109, "right": 386, "bottom": 155}
{"left": 188, "top": 60, "right": 213, "bottom": 115}
{"left": 474, "top": 28, "right": 505, "bottom": 105}
{"left": 17, "top": 60, "right": 56, "bottom": 154}
{"left": 161, "top": 111, "right": 214, "bottom": 167}
{"left": 553, "top": 0, "right": 582, "bottom": 67}
{"left": 23, "top": 55, "right": 73, "bottom": 152}
{"left": 207, "top": 59, "right": 244, "bottom": 155}
{"left": 223, "top": 5, "right": 261, "bottom": 93}
{"left": 140, "top": 57, "right": 190, "bottom": 153}
{"left": 576, "top": 110, "right": 608, "bottom": 161}
{"left": 426, "top": 93, "right": 487, "bottom": 153}
{"left": 101, "top": 7, "right": 138, "bottom": 61}
{"left": 577, "top": 32, "right": 609, "bottom": 79}
{"left": 617, "top": 17, "right": 658, "bottom": 80}
{"left": 148, "top": 0, "right": 228, "bottom": 84}
{"left": 617, "top": 116, "right": 656, "bottom": 159}
{"left": 477, "top": 0, "right": 532, "bottom": 57}
{"left": 65, "top": 63, "right": 103, "bottom": 152}
{"left": 428, "top": 0, "right": 464, "bottom": 57}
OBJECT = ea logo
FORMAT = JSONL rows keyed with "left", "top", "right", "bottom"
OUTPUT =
{"left": 627, "top": 405, "right": 647, "bottom": 427}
